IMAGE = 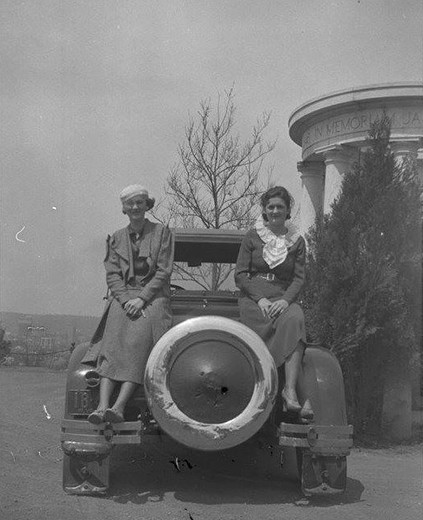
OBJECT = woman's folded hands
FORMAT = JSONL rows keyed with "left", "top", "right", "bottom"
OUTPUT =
{"left": 258, "top": 298, "right": 289, "bottom": 319}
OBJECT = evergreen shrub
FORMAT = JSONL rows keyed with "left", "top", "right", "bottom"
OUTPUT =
{"left": 303, "top": 116, "right": 422, "bottom": 437}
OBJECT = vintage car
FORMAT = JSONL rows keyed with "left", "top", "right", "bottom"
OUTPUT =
{"left": 61, "top": 228, "right": 353, "bottom": 497}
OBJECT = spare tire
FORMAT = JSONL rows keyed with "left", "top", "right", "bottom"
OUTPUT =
{"left": 144, "top": 316, "right": 278, "bottom": 451}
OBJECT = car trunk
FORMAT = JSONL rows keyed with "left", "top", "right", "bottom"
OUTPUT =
{"left": 171, "top": 290, "right": 240, "bottom": 324}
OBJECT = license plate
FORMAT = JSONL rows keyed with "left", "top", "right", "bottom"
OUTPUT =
{"left": 67, "top": 390, "right": 96, "bottom": 415}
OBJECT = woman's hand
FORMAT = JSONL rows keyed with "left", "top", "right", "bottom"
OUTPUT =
{"left": 257, "top": 298, "right": 272, "bottom": 318}
{"left": 124, "top": 298, "right": 145, "bottom": 318}
{"left": 267, "top": 299, "right": 289, "bottom": 319}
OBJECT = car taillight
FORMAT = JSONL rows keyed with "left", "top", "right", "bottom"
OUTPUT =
{"left": 85, "top": 370, "right": 101, "bottom": 388}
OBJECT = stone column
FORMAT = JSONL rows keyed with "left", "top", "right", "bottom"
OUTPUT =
{"left": 417, "top": 145, "right": 423, "bottom": 184}
{"left": 382, "top": 361, "right": 413, "bottom": 441}
{"left": 392, "top": 138, "right": 423, "bottom": 434}
{"left": 390, "top": 139, "right": 420, "bottom": 166}
{"left": 297, "top": 160, "right": 325, "bottom": 235}
{"left": 406, "top": 138, "right": 423, "bottom": 185}
{"left": 320, "top": 145, "right": 357, "bottom": 213}
{"left": 381, "top": 139, "right": 420, "bottom": 441}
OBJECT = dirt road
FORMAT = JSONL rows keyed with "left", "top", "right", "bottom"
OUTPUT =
{"left": 1, "top": 367, "right": 421, "bottom": 520}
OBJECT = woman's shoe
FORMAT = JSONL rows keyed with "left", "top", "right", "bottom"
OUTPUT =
{"left": 299, "top": 399, "right": 314, "bottom": 423}
{"left": 87, "top": 409, "right": 106, "bottom": 425}
{"left": 104, "top": 408, "right": 125, "bottom": 423}
{"left": 281, "top": 388, "right": 301, "bottom": 412}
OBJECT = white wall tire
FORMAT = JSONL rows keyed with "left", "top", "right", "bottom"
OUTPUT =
{"left": 144, "top": 316, "right": 278, "bottom": 451}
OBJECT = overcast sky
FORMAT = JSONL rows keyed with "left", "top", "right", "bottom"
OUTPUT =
{"left": 1, "top": 0, "right": 422, "bottom": 317}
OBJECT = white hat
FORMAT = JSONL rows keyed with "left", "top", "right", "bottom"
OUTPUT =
{"left": 119, "top": 185, "right": 149, "bottom": 202}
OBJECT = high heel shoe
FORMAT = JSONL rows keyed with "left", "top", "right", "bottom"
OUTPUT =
{"left": 104, "top": 408, "right": 125, "bottom": 423}
{"left": 299, "top": 399, "right": 314, "bottom": 423}
{"left": 87, "top": 409, "right": 106, "bottom": 425}
{"left": 281, "top": 388, "right": 301, "bottom": 412}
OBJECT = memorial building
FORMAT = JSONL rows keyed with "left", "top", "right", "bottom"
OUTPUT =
{"left": 289, "top": 83, "right": 423, "bottom": 233}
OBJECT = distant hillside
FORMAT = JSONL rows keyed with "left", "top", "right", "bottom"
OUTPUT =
{"left": 0, "top": 311, "right": 99, "bottom": 343}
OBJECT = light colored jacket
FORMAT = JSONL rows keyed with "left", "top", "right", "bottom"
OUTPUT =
{"left": 81, "top": 220, "right": 174, "bottom": 365}
{"left": 104, "top": 219, "right": 174, "bottom": 305}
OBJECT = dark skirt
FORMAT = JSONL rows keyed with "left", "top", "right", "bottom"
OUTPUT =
{"left": 239, "top": 278, "right": 306, "bottom": 367}
{"left": 82, "top": 290, "right": 172, "bottom": 385}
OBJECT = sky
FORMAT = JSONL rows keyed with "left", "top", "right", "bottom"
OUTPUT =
{"left": 1, "top": 0, "right": 422, "bottom": 317}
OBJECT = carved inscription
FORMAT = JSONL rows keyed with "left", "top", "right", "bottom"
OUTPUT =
{"left": 303, "top": 108, "right": 423, "bottom": 148}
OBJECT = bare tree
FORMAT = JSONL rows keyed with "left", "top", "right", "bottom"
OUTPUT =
{"left": 166, "top": 87, "right": 275, "bottom": 228}
{"left": 157, "top": 87, "right": 276, "bottom": 289}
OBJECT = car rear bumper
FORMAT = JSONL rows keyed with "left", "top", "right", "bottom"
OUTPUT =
{"left": 61, "top": 418, "right": 145, "bottom": 446}
{"left": 278, "top": 423, "right": 353, "bottom": 456}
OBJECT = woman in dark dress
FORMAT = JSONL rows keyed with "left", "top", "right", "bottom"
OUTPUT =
{"left": 83, "top": 185, "right": 174, "bottom": 424}
{"left": 235, "top": 186, "right": 313, "bottom": 421}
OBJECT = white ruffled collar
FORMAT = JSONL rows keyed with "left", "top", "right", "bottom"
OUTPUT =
{"left": 255, "top": 216, "right": 301, "bottom": 268}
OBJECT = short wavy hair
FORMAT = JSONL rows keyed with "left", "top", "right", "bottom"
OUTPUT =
{"left": 121, "top": 195, "right": 155, "bottom": 214}
{"left": 145, "top": 197, "right": 155, "bottom": 211}
{"left": 260, "top": 186, "right": 294, "bottom": 220}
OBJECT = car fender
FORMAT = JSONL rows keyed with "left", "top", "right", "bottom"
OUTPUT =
{"left": 299, "top": 345, "right": 348, "bottom": 426}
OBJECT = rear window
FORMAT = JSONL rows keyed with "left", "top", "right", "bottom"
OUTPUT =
{"left": 172, "top": 261, "right": 237, "bottom": 291}
{"left": 171, "top": 229, "right": 245, "bottom": 291}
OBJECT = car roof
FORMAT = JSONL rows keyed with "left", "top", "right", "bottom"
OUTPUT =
{"left": 173, "top": 228, "right": 246, "bottom": 264}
